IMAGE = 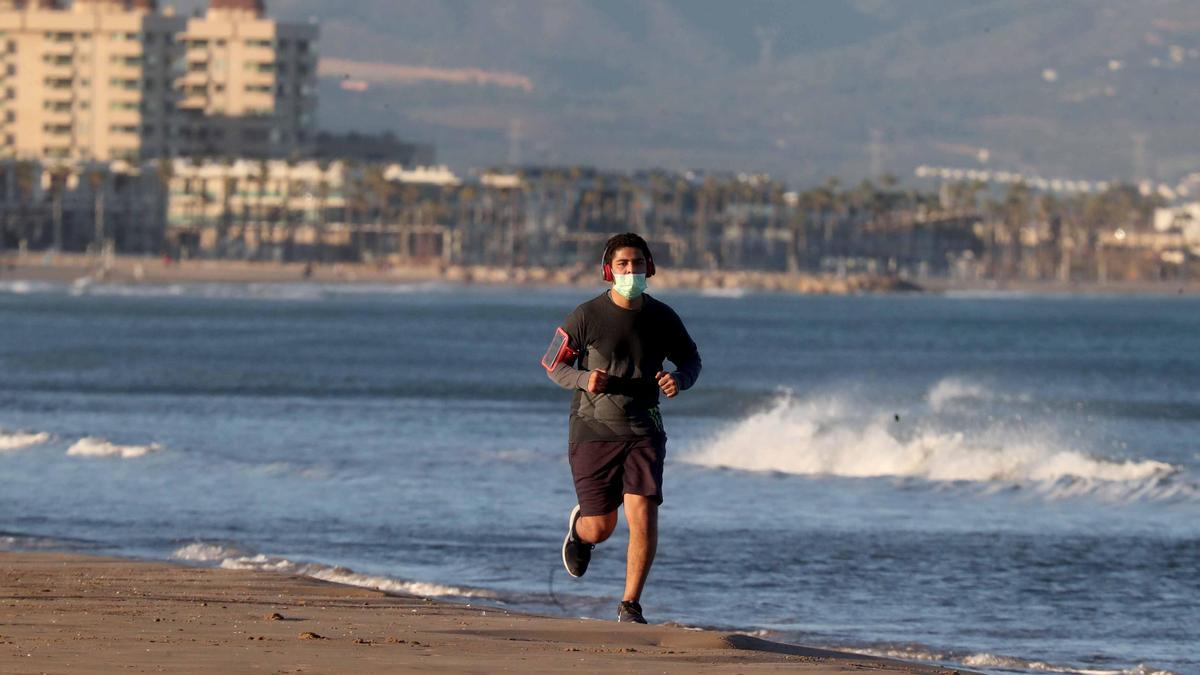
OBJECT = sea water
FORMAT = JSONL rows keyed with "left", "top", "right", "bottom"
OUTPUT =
{"left": 0, "top": 281, "right": 1196, "bottom": 675}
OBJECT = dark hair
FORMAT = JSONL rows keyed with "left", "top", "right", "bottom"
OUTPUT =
{"left": 603, "top": 232, "right": 653, "bottom": 266}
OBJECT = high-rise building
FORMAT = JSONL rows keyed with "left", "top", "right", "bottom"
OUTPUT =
{"left": 0, "top": 0, "right": 185, "bottom": 161}
{"left": 178, "top": 0, "right": 318, "bottom": 158}
{"left": 0, "top": 0, "right": 318, "bottom": 162}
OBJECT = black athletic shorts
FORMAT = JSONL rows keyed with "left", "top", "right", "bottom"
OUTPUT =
{"left": 568, "top": 436, "right": 666, "bottom": 516}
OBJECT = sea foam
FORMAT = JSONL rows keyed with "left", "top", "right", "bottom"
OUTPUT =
{"left": 684, "top": 381, "right": 1185, "bottom": 501}
{"left": 170, "top": 542, "right": 245, "bottom": 562}
{"left": 853, "top": 644, "right": 1178, "bottom": 675}
{"left": 168, "top": 543, "right": 494, "bottom": 599}
{"left": 0, "top": 429, "right": 52, "bottom": 452}
{"left": 67, "top": 437, "right": 164, "bottom": 459}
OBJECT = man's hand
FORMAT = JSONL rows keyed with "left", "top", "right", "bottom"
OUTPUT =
{"left": 655, "top": 371, "right": 678, "bottom": 398}
{"left": 587, "top": 369, "right": 609, "bottom": 394}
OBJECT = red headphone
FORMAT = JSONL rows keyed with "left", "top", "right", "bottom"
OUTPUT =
{"left": 602, "top": 241, "right": 656, "bottom": 282}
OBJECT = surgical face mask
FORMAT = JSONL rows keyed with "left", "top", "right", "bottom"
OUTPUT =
{"left": 613, "top": 273, "right": 647, "bottom": 300}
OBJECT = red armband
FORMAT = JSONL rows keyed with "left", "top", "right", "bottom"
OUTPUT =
{"left": 541, "top": 326, "right": 579, "bottom": 371}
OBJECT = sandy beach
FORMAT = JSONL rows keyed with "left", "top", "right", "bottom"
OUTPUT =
{"left": 0, "top": 552, "right": 973, "bottom": 674}
{"left": 4, "top": 251, "right": 1199, "bottom": 295}
{"left": 0, "top": 252, "right": 920, "bottom": 294}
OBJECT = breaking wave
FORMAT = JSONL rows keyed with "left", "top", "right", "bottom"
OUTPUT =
{"left": 0, "top": 429, "right": 52, "bottom": 452}
{"left": 169, "top": 542, "right": 495, "bottom": 600}
{"left": 67, "top": 437, "right": 164, "bottom": 459}
{"left": 170, "top": 542, "right": 246, "bottom": 562}
{"left": 852, "top": 644, "right": 1178, "bottom": 675}
{"left": 684, "top": 381, "right": 1190, "bottom": 502}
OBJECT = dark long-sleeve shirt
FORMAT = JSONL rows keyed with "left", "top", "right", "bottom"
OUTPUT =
{"left": 547, "top": 291, "right": 701, "bottom": 441}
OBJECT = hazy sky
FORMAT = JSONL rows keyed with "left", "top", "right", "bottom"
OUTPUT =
{"left": 160, "top": 1, "right": 1200, "bottom": 184}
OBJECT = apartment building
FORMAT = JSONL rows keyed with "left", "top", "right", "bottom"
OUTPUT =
{"left": 0, "top": 0, "right": 318, "bottom": 162}
{"left": 0, "top": 0, "right": 186, "bottom": 162}
{"left": 179, "top": 0, "right": 318, "bottom": 158}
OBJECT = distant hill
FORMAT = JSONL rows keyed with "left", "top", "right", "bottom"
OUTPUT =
{"left": 172, "top": 0, "right": 1200, "bottom": 185}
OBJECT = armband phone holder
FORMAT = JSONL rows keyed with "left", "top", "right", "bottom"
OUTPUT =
{"left": 541, "top": 327, "right": 579, "bottom": 371}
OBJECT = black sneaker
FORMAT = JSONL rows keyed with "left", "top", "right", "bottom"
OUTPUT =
{"left": 561, "top": 505, "right": 593, "bottom": 578}
{"left": 617, "top": 600, "right": 647, "bottom": 624}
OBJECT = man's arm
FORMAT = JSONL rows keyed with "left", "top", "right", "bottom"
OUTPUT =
{"left": 548, "top": 360, "right": 592, "bottom": 391}
{"left": 543, "top": 310, "right": 606, "bottom": 392}
{"left": 666, "top": 314, "right": 702, "bottom": 392}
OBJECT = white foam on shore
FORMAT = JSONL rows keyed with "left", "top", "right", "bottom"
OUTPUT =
{"left": 0, "top": 429, "right": 52, "bottom": 452}
{"left": 0, "top": 534, "right": 72, "bottom": 551}
{"left": 853, "top": 645, "right": 1178, "bottom": 675}
{"left": 168, "top": 543, "right": 496, "bottom": 599}
{"left": 0, "top": 280, "right": 61, "bottom": 295}
{"left": 684, "top": 381, "right": 1187, "bottom": 501}
{"left": 217, "top": 553, "right": 496, "bottom": 599}
{"left": 67, "top": 436, "right": 163, "bottom": 459}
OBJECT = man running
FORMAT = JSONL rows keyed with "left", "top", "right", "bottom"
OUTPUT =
{"left": 541, "top": 232, "right": 702, "bottom": 624}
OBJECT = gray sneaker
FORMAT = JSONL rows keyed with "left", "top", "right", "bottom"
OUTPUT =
{"left": 617, "top": 600, "right": 647, "bottom": 624}
{"left": 561, "top": 505, "right": 593, "bottom": 578}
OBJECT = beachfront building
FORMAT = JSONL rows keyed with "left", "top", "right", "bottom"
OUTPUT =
{"left": 178, "top": 0, "right": 318, "bottom": 159}
{"left": 164, "top": 159, "right": 462, "bottom": 262}
{"left": 165, "top": 158, "right": 348, "bottom": 260}
{"left": 0, "top": 0, "right": 187, "bottom": 162}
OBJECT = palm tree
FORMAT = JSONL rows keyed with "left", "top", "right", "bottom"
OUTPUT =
{"left": 48, "top": 165, "right": 72, "bottom": 253}
{"left": 153, "top": 158, "right": 174, "bottom": 256}
{"left": 13, "top": 161, "right": 38, "bottom": 254}
{"left": 281, "top": 158, "right": 299, "bottom": 262}
{"left": 254, "top": 158, "right": 270, "bottom": 260}
{"left": 86, "top": 167, "right": 107, "bottom": 256}
{"left": 363, "top": 164, "right": 393, "bottom": 261}
{"left": 314, "top": 160, "right": 332, "bottom": 264}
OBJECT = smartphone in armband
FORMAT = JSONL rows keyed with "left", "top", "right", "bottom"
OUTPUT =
{"left": 541, "top": 326, "right": 579, "bottom": 371}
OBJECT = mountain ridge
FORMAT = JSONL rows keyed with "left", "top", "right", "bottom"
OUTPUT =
{"left": 170, "top": 0, "right": 1200, "bottom": 185}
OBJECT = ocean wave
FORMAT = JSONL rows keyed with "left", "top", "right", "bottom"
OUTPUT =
{"left": 927, "top": 376, "right": 1034, "bottom": 413}
{"left": 169, "top": 542, "right": 495, "bottom": 599}
{"left": 170, "top": 542, "right": 246, "bottom": 562}
{"left": 220, "top": 554, "right": 497, "bottom": 599}
{"left": 853, "top": 645, "right": 1178, "bottom": 675}
{"left": 0, "top": 533, "right": 73, "bottom": 551}
{"left": 0, "top": 280, "right": 61, "bottom": 295}
{"left": 66, "top": 436, "right": 164, "bottom": 459}
{"left": 0, "top": 429, "right": 52, "bottom": 451}
{"left": 683, "top": 382, "right": 1191, "bottom": 502}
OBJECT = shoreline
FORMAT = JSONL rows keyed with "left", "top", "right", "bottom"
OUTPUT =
{"left": 6, "top": 251, "right": 1198, "bottom": 296}
{"left": 0, "top": 550, "right": 971, "bottom": 674}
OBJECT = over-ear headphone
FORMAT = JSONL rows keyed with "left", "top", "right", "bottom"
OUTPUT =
{"left": 602, "top": 239, "right": 656, "bottom": 282}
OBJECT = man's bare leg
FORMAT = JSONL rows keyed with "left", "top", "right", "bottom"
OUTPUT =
{"left": 622, "top": 494, "right": 658, "bottom": 602}
{"left": 575, "top": 511, "right": 618, "bottom": 544}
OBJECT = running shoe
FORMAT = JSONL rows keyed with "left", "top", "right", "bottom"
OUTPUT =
{"left": 617, "top": 600, "right": 647, "bottom": 624}
{"left": 561, "top": 504, "right": 593, "bottom": 578}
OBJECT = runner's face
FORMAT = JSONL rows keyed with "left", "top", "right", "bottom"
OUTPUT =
{"left": 610, "top": 247, "right": 647, "bottom": 276}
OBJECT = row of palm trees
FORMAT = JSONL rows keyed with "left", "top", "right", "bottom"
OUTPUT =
{"left": 0, "top": 159, "right": 169, "bottom": 256}
{"left": 0, "top": 157, "right": 1176, "bottom": 280}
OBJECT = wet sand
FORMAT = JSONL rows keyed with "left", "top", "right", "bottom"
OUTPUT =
{"left": 0, "top": 552, "right": 971, "bottom": 674}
